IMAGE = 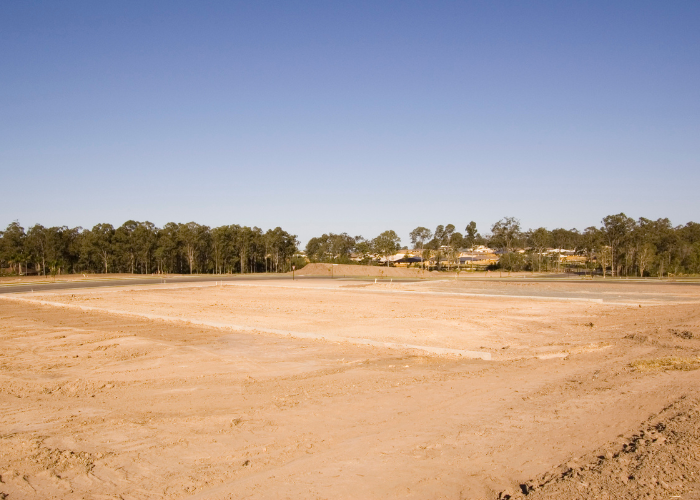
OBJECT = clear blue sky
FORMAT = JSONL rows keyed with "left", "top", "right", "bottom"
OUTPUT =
{"left": 1, "top": 1, "right": 698, "bottom": 246}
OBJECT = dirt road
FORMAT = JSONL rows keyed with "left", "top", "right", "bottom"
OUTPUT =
{"left": 1, "top": 280, "right": 699, "bottom": 499}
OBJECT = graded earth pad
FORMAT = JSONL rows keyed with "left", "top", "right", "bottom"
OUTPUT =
{"left": 0, "top": 273, "right": 155, "bottom": 284}
{"left": 1, "top": 279, "right": 700, "bottom": 499}
{"left": 294, "top": 263, "right": 441, "bottom": 277}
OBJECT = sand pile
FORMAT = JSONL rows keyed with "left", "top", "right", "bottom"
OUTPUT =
{"left": 295, "top": 263, "right": 440, "bottom": 278}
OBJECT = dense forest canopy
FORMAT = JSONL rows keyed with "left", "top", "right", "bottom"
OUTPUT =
{"left": 0, "top": 221, "right": 299, "bottom": 276}
{"left": 302, "top": 214, "right": 700, "bottom": 277}
{"left": 2, "top": 214, "right": 700, "bottom": 276}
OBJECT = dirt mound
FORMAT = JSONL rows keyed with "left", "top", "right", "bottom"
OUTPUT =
{"left": 671, "top": 328, "right": 695, "bottom": 339}
{"left": 295, "top": 263, "right": 440, "bottom": 278}
{"left": 498, "top": 396, "right": 700, "bottom": 499}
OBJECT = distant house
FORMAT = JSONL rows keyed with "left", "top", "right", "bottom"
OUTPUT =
{"left": 563, "top": 255, "right": 586, "bottom": 265}
{"left": 378, "top": 252, "right": 423, "bottom": 267}
{"left": 470, "top": 245, "right": 496, "bottom": 254}
{"left": 396, "top": 255, "right": 423, "bottom": 265}
{"left": 378, "top": 253, "right": 423, "bottom": 266}
{"left": 458, "top": 253, "right": 499, "bottom": 268}
{"left": 545, "top": 248, "right": 576, "bottom": 256}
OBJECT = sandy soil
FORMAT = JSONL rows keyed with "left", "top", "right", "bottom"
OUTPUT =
{"left": 296, "top": 263, "right": 533, "bottom": 278}
{"left": 0, "top": 273, "right": 162, "bottom": 284}
{"left": 0, "top": 273, "right": 267, "bottom": 285}
{"left": 1, "top": 279, "right": 700, "bottom": 499}
{"left": 297, "top": 263, "right": 441, "bottom": 277}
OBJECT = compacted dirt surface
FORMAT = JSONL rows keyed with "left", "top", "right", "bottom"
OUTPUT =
{"left": 1, "top": 278, "right": 699, "bottom": 499}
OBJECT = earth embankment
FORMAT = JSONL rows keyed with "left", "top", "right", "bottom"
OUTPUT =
{"left": 296, "top": 263, "right": 440, "bottom": 278}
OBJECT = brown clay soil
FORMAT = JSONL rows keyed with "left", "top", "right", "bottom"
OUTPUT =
{"left": 296, "top": 263, "right": 529, "bottom": 278}
{"left": 296, "top": 263, "right": 442, "bottom": 277}
{"left": 1, "top": 279, "right": 700, "bottom": 499}
{"left": 0, "top": 273, "right": 153, "bottom": 283}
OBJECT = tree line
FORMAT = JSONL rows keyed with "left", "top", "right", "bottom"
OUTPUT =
{"left": 3, "top": 214, "right": 699, "bottom": 277}
{"left": 304, "top": 214, "right": 700, "bottom": 277}
{"left": 0, "top": 221, "right": 299, "bottom": 276}
{"left": 486, "top": 214, "right": 700, "bottom": 277}
{"left": 304, "top": 225, "right": 484, "bottom": 269}
{"left": 305, "top": 230, "right": 402, "bottom": 266}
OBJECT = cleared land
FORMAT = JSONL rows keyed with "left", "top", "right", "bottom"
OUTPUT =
{"left": 1, "top": 279, "right": 700, "bottom": 499}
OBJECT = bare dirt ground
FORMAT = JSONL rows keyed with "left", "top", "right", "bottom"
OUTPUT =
{"left": 1, "top": 279, "right": 700, "bottom": 499}
{"left": 0, "top": 273, "right": 152, "bottom": 283}
{"left": 295, "top": 263, "right": 534, "bottom": 278}
{"left": 297, "top": 263, "right": 441, "bottom": 278}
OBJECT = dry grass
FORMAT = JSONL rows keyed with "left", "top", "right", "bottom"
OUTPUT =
{"left": 631, "top": 356, "right": 700, "bottom": 372}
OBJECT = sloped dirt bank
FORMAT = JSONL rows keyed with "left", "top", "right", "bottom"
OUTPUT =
{"left": 295, "top": 263, "right": 440, "bottom": 277}
{"left": 499, "top": 395, "right": 700, "bottom": 500}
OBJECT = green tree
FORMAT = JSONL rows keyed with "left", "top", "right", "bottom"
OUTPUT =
{"left": 178, "top": 222, "right": 206, "bottom": 274}
{"left": 155, "top": 223, "right": 180, "bottom": 273}
{"left": 133, "top": 222, "right": 157, "bottom": 274}
{"left": 580, "top": 226, "right": 603, "bottom": 275}
{"left": 448, "top": 231, "right": 463, "bottom": 270}
{"left": 409, "top": 227, "right": 432, "bottom": 270}
{"left": 550, "top": 228, "right": 579, "bottom": 272}
{"left": 372, "top": 230, "right": 401, "bottom": 266}
{"left": 26, "top": 224, "right": 50, "bottom": 275}
{"left": 235, "top": 225, "right": 255, "bottom": 274}
{"left": 527, "top": 227, "right": 551, "bottom": 272}
{"left": 601, "top": 213, "right": 635, "bottom": 277}
{"left": 115, "top": 221, "right": 139, "bottom": 273}
{"left": 88, "top": 223, "right": 115, "bottom": 273}
{"left": 428, "top": 224, "right": 455, "bottom": 270}
{"left": 265, "top": 227, "right": 298, "bottom": 272}
{"left": 212, "top": 226, "right": 229, "bottom": 274}
{"left": 305, "top": 233, "right": 355, "bottom": 263}
{"left": 1, "top": 222, "right": 26, "bottom": 275}
{"left": 464, "top": 221, "right": 478, "bottom": 249}
{"left": 490, "top": 217, "right": 521, "bottom": 253}
{"left": 354, "top": 237, "right": 373, "bottom": 265}
{"left": 498, "top": 251, "right": 525, "bottom": 272}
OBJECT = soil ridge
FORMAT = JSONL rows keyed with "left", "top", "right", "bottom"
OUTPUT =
{"left": 498, "top": 395, "right": 700, "bottom": 499}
